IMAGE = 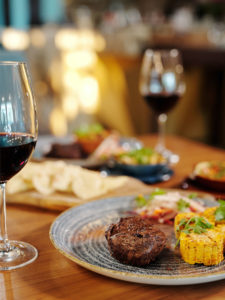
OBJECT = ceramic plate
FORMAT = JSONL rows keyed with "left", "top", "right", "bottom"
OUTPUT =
{"left": 102, "top": 165, "right": 174, "bottom": 184}
{"left": 190, "top": 161, "right": 225, "bottom": 192}
{"left": 33, "top": 135, "right": 143, "bottom": 168}
{"left": 49, "top": 192, "right": 225, "bottom": 286}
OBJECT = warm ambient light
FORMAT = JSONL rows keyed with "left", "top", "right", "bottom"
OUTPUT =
{"left": 55, "top": 28, "right": 79, "bottom": 51}
{"left": 49, "top": 27, "right": 105, "bottom": 135}
{"left": 55, "top": 28, "right": 105, "bottom": 52}
{"left": 62, "top": 50, "right": 97, "bottom": 70}
{"left": 95, "top": 34, "right": 106, "bottom": 52}
{"left": 78, "top": 29, "right": 106, "bottom": 52}
{"left": 2, "top": 28, "right": 30, "bottom": 50}
{"left": 62, "top": 94, "right": 79, "bottom": 120}
{"left": 78, "top": 76, "right": 99, "bottom": 113}
{"left": 62, "top": 70, "right": 81, "bottom": 91}
{"left": 50, "top": 108, "right": 67, "bottom": 136}
{"left": 30, "top": 28, "right": 46, "bottom": 48}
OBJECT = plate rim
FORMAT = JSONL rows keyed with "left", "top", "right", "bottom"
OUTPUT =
{"left": 49, "top": 191, "right": 225, "bottom": 285}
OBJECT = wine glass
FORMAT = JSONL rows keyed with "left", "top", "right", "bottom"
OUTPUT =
{"left": 0, "top": 61, "right": 38, "bottom": 270}
{"left": 139, "top": 49, "right": 185, "bottom": 163}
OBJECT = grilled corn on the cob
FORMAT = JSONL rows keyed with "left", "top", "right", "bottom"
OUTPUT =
{"left": 174, "top": 212, "right": 198, "bottom": 238}
{"left": 179, "top": 229, "right": 224, "bottom": 265}
{"left": 202, "top": 207, "right": 216, "bottom": 225}
{"left": 215, "top": 224, "right": 225, "bottom": 248}
{"left": 175, "top": 210, "right": 224, "bottom": 266}
{"left": 202, "top": 206, "right": 225, "bottom": 225}
{"left": 202, "top": 207, "right": 225, "bottom": 247}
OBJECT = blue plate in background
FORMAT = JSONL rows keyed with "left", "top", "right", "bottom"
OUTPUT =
{"left": 102, "top": 161, "right": 174, "bottom": 184}
{"left": 111, "top": 161, "right": 167, "bottom": 177}
{"left": 137, "top": 168, "right": 174, "bottom": 184}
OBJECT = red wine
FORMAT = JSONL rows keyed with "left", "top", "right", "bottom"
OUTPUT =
{"left": 0, "top": 133, "right": 36, "bottom": 183}
{"left": 143, "top": 92, "right": 180, "bottom": 114}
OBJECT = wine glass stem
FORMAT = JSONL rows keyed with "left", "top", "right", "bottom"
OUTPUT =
{"left": 0, "top": 183, "right": 10, "bottom": 251}
{"left": 156, "top": 113, "right": 167, "bottom": 153}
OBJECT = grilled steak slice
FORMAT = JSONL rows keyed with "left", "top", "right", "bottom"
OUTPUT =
{"left": 105, "top": 216, "right": 166, "bottom": 266}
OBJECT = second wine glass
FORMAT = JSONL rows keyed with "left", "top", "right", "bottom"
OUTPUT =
{"left": 139, "top": 49, "right": 185, "bottom": 162}
{"left": 0, "top": 61, "right": 38, "bottom": 270}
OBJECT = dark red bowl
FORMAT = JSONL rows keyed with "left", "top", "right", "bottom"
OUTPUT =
{"left": 192, "top": 161, "right": 225, "bottom": 192}
{"left": 194, "top": 175, "right": 225, "bottom": 192}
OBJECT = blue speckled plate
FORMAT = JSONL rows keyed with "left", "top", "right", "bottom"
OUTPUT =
{"left": 49, "top": 192, "right": 225, "bottom": 286}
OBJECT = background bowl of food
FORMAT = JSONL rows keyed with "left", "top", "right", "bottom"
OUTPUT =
{"left": 74, "top": 123, "right": 110, "bottom": 155}
{"left": 191, "top": 161, "right": 225, "bottom": 192}
{"left": 107, "top": 147, "right": 169, "bottom": 178}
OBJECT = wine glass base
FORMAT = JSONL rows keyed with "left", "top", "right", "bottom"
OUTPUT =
{"left": 163, "top": 150, "right": 180, "bottom": 165}
{"left": 155, "top": 145, "right": 180, "bottom": 165}
{"left": 0, "top": 240, "right": 38, "bottom": 271}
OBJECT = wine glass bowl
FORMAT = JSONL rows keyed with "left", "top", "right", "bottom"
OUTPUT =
{"left": 139, "top": 49, "right": 185, "bottom": 161}
{"left": 0, "top": 61, "right": 38, "bottom": 270}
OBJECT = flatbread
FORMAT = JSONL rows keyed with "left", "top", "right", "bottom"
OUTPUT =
{"left": 7, "top": 161, "right": 128, "bottom": 200}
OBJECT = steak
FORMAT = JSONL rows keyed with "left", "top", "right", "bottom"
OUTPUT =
{"left": 45, "top": 142, "right": 87, "bottom": 159}
{"left": 105, "top": 216, "right": 166, "bottom": 266}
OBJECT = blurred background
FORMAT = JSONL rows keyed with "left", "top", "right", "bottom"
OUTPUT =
{"left": 0, "top": 0, "right": 225, "bottom": 148}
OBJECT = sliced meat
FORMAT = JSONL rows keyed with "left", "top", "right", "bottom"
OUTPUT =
{"left": 105, "top": 216, "right": 166, "bottom": 266}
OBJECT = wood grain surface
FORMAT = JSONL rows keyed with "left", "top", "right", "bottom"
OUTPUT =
{"left": 1, "top": 135, "right": 225, "bottom": 300}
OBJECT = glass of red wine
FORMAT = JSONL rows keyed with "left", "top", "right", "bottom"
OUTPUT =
{"left": 139, "top": 49, "right": 185, "bottom": 162}
{"left": 0, "top": 61, "right": 38, "bottom": 270}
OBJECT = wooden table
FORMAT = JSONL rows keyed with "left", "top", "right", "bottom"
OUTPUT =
{"left": 2, "top": 135, "right": 225, "bottom": 300}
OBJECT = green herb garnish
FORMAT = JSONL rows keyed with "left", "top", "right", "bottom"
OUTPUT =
{"left": 135, "top": 195, "right": 148, "bottom": 208}
{"left": 135, "top": 189, "right": 165, "bottom": 207}
{"left": 149, "top": 188, "right": 166, "bottom": 200}
{"left": 215, "top": 200, "right": 225, "bottom": 221}
{"left": 218, "top": 200, "right": 225, "bottom": 206}
{"left": 175, "top": 216, "right": 214, "bottom": 247}
{"left": 177, "top": 198, "right": 190, "bottom": 212}
{"left": 117, "top": 147, "right": 165, "bottom": 165}
{"left": 75, "top": 123, "right": 104, "bottom": 138}
{"left": 152, "top": 188, "right": 166, "bottom": 195}
{"left": 176, "top": 216, "right": 214, "bottom": 234}
{"left": 215, "top": 169, "right": 225, "bottom": 179}
{"left": 119, "top": 148, "right": 155, "bottom": 164}
{"left": 214, "top": 163, "right": 225, "bottom": 179}
{"left": 188, "top": 192, "right": 197, "bottom": 199}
